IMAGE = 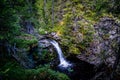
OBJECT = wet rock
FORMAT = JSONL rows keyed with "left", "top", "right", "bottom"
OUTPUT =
{"left": 46, "top": 32, "right": 61, "bottom": 41}
{"left": 38, "top": 39, "right": 51, "bottom": 48}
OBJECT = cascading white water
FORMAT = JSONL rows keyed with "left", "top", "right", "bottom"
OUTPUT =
{"left": 50, "top": 40, "right": 71, "bottom": 68}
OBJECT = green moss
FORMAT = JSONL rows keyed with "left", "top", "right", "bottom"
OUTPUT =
{"left": 10, "top": 33, "right": 38, "bottom": 49}
{"left": 38, "top": 28, "right": 47, "bottom": 35}
{"left": 69, "top": 44, "right": 81, "bottom": 54}
{"left": 0, "top": 61, "right": 70, "bottom": 80}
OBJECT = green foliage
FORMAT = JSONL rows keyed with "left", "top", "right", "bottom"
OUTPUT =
{"left": 92, "top": 0, "right": 108, "bottom": 12}
{"left": 50, "top": 0, "right": 96, "bottom": 54}
{"left": 10, "top": 33, "right": 38, "bottom": 49}
{"left": 69, "top": 44, "right": 80, "bottom": 54}
{"left": 0, "top": 0, "right": 20, "bottom": 40}
{"left": 38, "top": 28, "right": 47, "bottom": 34}
{"left": 0, "top": 62, "right": 70, "bottom": 80}
{"left": 90, "top": 0, "right": 120, "bottom": 15}
{"left": 38, "top": 49, "right": 55, "bottom": 62}
{"left": 0, "top": 0, "right": 120, "bottom": 80}
{"left": 34, "top": 0, "right": 53, "bottom": 32}
{"left": 49, "top": 0, "right": 120, "bottom": 55}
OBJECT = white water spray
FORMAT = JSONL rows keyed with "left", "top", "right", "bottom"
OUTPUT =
{"left": 50, "top": 40, "right": 71, "bottom": 68}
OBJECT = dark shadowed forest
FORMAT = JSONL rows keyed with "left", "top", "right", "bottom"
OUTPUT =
{"left": 0, "top": 0, "right": 120, "bottom": 80}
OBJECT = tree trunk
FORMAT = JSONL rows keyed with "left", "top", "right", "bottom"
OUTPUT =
{"left": 52, "top": 0, "right": 54, "bottom": 27}
{"left": 44, "top": 0, "right": 47, "bottom": 19}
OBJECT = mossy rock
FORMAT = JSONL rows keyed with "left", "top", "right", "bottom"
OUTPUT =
{"left": 10, "top": 33, "right": 38, "bottom": 49}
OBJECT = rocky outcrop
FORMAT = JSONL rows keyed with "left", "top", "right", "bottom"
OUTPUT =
{"left": 45, "top": 32, "right": 61, "bottom": 41}
{"left": 78, "top": 17, "right": 120, "bottom": 67}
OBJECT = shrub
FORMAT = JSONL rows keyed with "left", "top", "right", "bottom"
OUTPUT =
{"left": 0, "top": 62, "right": 70, "bottom": 80}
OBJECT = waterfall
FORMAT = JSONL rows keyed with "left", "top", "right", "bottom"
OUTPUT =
{"left": 50, "top": 40, "right": 71, "bottom": 68}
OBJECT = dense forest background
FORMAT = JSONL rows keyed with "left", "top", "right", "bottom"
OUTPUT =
{"left": 0, "top": 0, "right": 120, "bottom": 80}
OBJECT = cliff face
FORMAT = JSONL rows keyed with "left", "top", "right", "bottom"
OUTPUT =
{"left": 77, "top": 17, "right": 120, "bottom": 66}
